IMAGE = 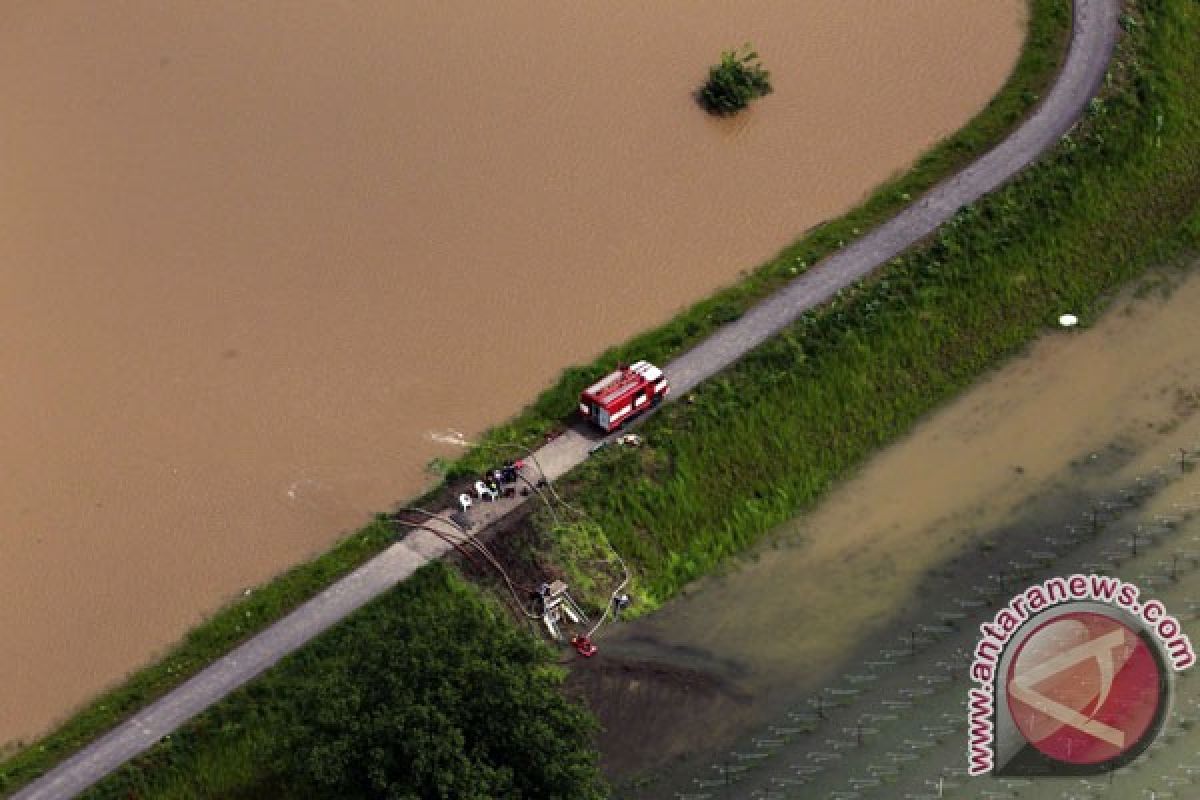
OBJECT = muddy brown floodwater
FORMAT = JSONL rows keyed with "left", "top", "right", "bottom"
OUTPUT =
{"left": 0, "top": 1, "right": 1023, "bottom": 744}
{"left": 588, "top": 266, "right": 1200, "bottom": 795}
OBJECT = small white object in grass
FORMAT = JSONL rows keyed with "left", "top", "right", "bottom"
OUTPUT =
{"left": 1058, "top": 313, "right": 1079, "bottom": 328}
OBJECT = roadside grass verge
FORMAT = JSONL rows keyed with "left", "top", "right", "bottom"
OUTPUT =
{"left": 551, "top": 0, "right": 1200, "bottom": 609}
{"left": 0, "top": 2, "right": 1068, "bottom": 792}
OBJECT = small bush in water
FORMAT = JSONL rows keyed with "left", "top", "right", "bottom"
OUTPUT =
{"left": 699, "top": 44, "right": 772, "bottom": 114}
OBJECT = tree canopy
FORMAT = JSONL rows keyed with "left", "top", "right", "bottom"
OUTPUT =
{"left": 274, "top": 565, "right": 604, "bottom": 799}
{"left": 86, "top": 563, "right": 605, "bottom": 800}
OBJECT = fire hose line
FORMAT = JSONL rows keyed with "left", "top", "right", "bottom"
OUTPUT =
{"left": 480, "top": 447, "right": 628, "bottom": 640}
{"left": 390, "top": 517, "right": 540, "bottom": 620}
{"left": 521, "top": 449, "right": 588, "bottom": 521}
{"left": 406, "top": 446, "right": 632, "bottom": 644}
{"left": 389, "top": 516, "right": 488, "bottom": 572}
{"left": 498, "top": 458, "right": 622, "bottom": 631}
{"left": 516, "top": 457, "right": 626, "bottom": 638}
{"left": 393, "top": 508, "right": 542, "bottom": 619}
{"left": 390, "top": 517, "right": 498, "bottom": 589}
{"left": 586, "top": 548, "right": 629, "bottom": 640}
{"left": 519, "top": 449, "right": 582, "bottom": 519}
{"left": 393, "top": 508, "right": 519, "bottom": 586}
{"left": 396, "top": 506, "right": 519, "bottom": 584}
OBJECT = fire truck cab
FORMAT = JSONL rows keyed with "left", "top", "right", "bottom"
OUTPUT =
{"left": 579, "top": 361, "right": 669, "bottom": 432}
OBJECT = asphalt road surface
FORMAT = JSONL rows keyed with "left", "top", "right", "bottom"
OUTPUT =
{"left": 10, "top": 2, "right": 1119, "bottom": 797}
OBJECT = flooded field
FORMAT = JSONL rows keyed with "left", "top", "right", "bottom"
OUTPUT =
{"left": 588, "top": 265, "right": 1200, "bottom": 795}
{"left": 0, "top": 2, "right": 1024, "bottom": 743}
{"left": 722, "top": 470, "right": 1200, "bottom": 800}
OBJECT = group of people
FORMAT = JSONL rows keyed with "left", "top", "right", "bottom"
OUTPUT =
{"left": 457, "top": 460, "right": 524, "bottom": 513}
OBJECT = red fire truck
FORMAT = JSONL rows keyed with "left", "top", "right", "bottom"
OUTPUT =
{"left": 579, "top": 360, "right": 670, "bottom": 432}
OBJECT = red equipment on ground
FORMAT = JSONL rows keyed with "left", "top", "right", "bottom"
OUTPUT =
{"left": 571, "top": 635, "right": 598, "bottom": 658}
{"left": 579, "top": 361, "right": 669, "bottom": 432}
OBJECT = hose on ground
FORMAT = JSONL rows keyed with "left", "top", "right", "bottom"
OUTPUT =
{"left": 479, "top": 444, "right": 630, "bottom": 640}
{"left": 392, "top": 507, "right": 541, "bottom": 619}
{"left": 419, "top": 436, "right": 635, "bottom": 641}
{"left": 586, "top": 548, "right": 630, "bottom": 639}
{"left": 391, "top": 517, "right": 536, "bottom": 620}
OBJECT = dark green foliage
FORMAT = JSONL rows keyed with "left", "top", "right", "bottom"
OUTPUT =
{"left": 699, "top": 44, "right": 773, "bottom": 114}
{"left": 82, "top": 564, "right": 605, "bottom": 800}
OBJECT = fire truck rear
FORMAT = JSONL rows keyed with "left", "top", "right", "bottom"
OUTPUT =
{"left": 579, "top": 361, "right": 669, "bottom": 432}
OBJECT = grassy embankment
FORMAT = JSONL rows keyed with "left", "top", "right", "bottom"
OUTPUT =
{"left": 0, "top": 1, "right": 1071, "bottom": 792}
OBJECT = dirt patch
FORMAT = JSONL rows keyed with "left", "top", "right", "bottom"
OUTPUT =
{"left": 565, "top": 656, "right": 754, "bottom": 781}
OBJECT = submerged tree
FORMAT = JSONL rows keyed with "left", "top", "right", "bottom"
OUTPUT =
{"left": 699, "top": 43, "right": 773, "bottom": 115}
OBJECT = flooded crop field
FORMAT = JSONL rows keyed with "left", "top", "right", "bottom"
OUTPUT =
{"left": 0, "top": 1, "right": 1024, "bottom": 743}
{"left": 585, "top": 265, "right": 1200, "bottom": 796}
{"left": 713, "top": 472, "right": 1200, "bottom": 800}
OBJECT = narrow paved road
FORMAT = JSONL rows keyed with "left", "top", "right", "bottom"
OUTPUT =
{"left": 11, "top": 2, "right": 1118, "bottom": 797}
